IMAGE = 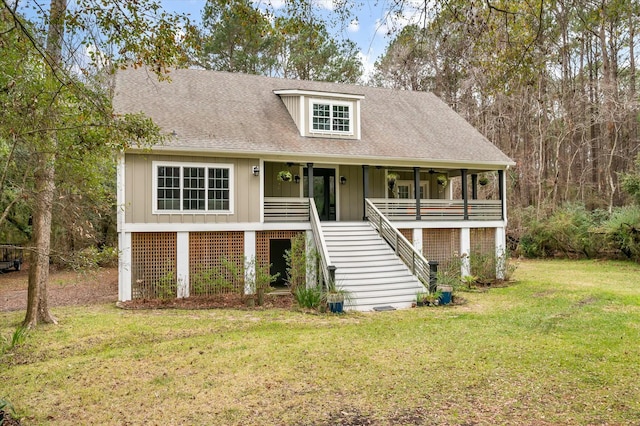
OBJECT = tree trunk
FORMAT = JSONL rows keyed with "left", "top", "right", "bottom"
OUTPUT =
{"left": 23, "top": 0, "right": 66, "bottom": 328}
{"left": 24, "top": 159, "right": 57, "bottom": 326}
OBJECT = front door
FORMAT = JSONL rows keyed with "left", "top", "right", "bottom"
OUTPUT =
{"left": 304, "top": 168, "right": 336, "bottom": 221}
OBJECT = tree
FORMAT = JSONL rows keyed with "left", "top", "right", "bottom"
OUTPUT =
{"left": 1, "top": 0, "right": 194, "bottom": 327}
{"left": 374, "top": 0, "right": 640, "bottom": 217}
{"left": 271, "top": 15, "right": 362, "bottom": 83}
{"left": 195, "top": 0, "right": 275, "bottom": 74}
{"left": 195, "top": 0, "right": 363, "bottom": 83}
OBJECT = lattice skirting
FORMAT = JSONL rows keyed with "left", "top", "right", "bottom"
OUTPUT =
{"left": 189, "top": 232, "right": 244, "bottom": 296}
{"left": 256, "top": 230, "right": 304, "bottom": 268}
{"left": 422, "top": 228, "right": 461, "bottom": 271}
{"left": 398, "top": 228, "right": 413, "bottom": 242}
{"left": 131, "top": 232, "right": 177, "bottom": 299}
{"left": 470, "top": 228, "right": 496, "bottom": 276}
{"left": 126, "top": 227, "right": 500, "bottom": 300}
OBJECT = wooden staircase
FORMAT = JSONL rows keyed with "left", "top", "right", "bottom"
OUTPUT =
{"left": 321, "top": 222, "right": 427, "bottom": 311}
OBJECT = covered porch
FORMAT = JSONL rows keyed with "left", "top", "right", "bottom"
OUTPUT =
{"left": 261, "top": 161, "right": 507, "bottom": 224}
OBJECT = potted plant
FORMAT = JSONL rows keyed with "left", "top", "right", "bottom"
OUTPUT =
{"left": 424, "top": 289, "right": 442, "bottom": 306}
{"left": 478, "top": 175, "right": 489, "bottom": 186}
{"left": 436, "top": 174, "right": 448, "bottom": 187}
{"left": 324, "top": 280, "right": 352, "bottom": 313}
{"left": 436, "top": 285, "right": 453, "bottom": 305}
{"left": 387, "top": 172, "right": 399, "bottom": 192}
{"left": 277, "top": 170, "right": 292, "bottom": 182}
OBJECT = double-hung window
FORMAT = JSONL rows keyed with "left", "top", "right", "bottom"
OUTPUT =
{"left": 154, "top": 162, "right": 233, "bottom": 214}
{"left": 310, "top": 99, "right": 352, "bottom": 135}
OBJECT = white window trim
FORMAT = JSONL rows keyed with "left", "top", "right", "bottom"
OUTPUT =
{"left": 152, "top": 161, "right": 234, "bottom": 215}
{"left": 395, "top": 180, "right": 430, "bottom": 200}
{"left": 308, "top": 98, "right": 354, "bottom": 136}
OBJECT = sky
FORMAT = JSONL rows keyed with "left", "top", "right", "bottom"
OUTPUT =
{"left": 159, "top": 0, "right": 424, "bottom": 79}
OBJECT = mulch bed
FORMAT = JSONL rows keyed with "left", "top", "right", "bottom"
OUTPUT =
{"left": 117, "top": 292, "right": 295, "bottom": 310}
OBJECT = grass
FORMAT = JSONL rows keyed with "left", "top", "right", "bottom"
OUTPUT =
{"left": 1, "top": 259, "right": 640, "bottom": 425}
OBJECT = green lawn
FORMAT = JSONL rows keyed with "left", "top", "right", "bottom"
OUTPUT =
{"left": 2, "top": 259, "right": 640, "bottom": 425}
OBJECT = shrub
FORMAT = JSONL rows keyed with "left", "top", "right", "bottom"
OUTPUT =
{"left": 284, "top": 233, "right": 319, "bottom": 293}
{"left": 60, "top": 245, "right": 119, "bottom": 270}
{"left": 517, "top": 203, "right": 607, "bottom": 258}
{"left": 190, "top": 263, "right": 236, "bottom": 296}
{"left": 245, "top": 257, "right": 279, "bottom": 306}
{"left": 69, "top": 246, "right": 101, "bottom": 271}
{"left": 96, "top": 246, "right": 119, "bottom": 267}
{"left": 601, "top": 206, "right": 640, "bottom": 261}
{"left": 293, "top": 285, "right": 323, "bottom": 309}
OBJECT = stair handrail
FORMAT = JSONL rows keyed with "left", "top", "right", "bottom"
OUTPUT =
{"left": 309, "top": 199, "right": 336, "bottom": 285}
{"left": 365, "top": 199, "right": 430, "bottom": 288}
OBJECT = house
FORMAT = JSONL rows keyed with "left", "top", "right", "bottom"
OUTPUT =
{"left": 113, "top": 68, "right": 515, "bottom": 311}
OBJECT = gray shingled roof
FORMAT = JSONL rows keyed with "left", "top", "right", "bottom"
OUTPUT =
{"left": 113, "top": 68, "right": 514, "bottom": 169}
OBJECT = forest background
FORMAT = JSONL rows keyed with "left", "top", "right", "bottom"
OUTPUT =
{"left": 1, "top": 0, "right": 640, "bottom": 324}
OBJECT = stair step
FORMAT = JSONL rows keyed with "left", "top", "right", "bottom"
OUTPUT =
{"left": 321, "top": 222, "right": 424, "bottom": 312}
{"left": 334, "top": 262, "right": 407, "bottom": 277}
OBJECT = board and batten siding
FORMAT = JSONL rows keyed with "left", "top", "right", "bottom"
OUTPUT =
{"left": 369, "top": 167, "right": 386, "bottom": 199}
{"left": 124, "top": 154, "right": 260, "bottom": 224}
{"left": 338, "top": 165, "right": 364, "bottom": 221}
{"left": 279, "top": 96, "right": 301, "bottom": 133}
{"left": 264, "top": 162, "right": 302, "bottom": 197}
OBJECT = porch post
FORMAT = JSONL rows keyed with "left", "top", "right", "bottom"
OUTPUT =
{"left": 305, "top": 230, "right": 317, "bottom": 287}
{"left": 413, "top": 167, "right": 421, "bottom": 220}
{"left": 471, "top": 173, "right": 478, "bottom": 200}
{"left": 412, "top": 228, "right": 423, "bottom": 254}
{"left": 307, "top": 163, "right": 314, "bottom": 200}
{"left": 495, "top": 226, "right": 506, "bottom": 280}
{"left": 461, "top": 169, "right": 469, "bottom": 220}
{"left": 244, "top": 231, "right": 257, "bottom": 294}
{"left": 362, "top": 165, "right": 369, "bottom": 220}
{"left": 176, "top": 232, "right": 190, "bottom": 298}
{"left": 498, "top": 169, "right": 505, "bottom": 220}
{"left": 118, "top": 231, "right": 132, "bottom": 301}
{"left": 460, "top": 227, "right": 471, "bottom": 277}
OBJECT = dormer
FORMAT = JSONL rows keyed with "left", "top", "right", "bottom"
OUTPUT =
{"left": 274, "top": 89, "right": 364, "bottom": 140}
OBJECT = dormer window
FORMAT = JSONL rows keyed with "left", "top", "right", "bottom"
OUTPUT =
{"left": 273, "top": 89, "right": 363, "bottom": 139}
{"left": 311, "top": 101, "right": 351, "bottom": 134}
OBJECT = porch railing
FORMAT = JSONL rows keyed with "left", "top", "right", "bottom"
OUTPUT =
{"left": 264, "top": 197, "right": 310, "bottom": 222}
{"left": 309, "top": 199, "right": 336, "bottom": 285}
{"left": 370, "top": 198, "right": 502, "bottom": 221}
{"left": 365, "top": 199, "right": 429, "bottom": 288}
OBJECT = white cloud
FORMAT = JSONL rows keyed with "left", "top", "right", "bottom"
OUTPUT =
{"left": 316, "top": 0, "right": 334, "bottom": 10}
{"left": 358, "top": 50, "right": 375, "bottom": 82}
{"left": 348, "top": 18, "right": 359, "bottom": 33}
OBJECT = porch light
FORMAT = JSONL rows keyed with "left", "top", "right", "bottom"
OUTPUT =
{"left": 252, "top": 166, "right": 260, "bottom": 176}
{"left": 340, "top": 176, "right": 347, "bottom": 185}
{"left": 294, "top": 174, "right": 300, "bottom": 184}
